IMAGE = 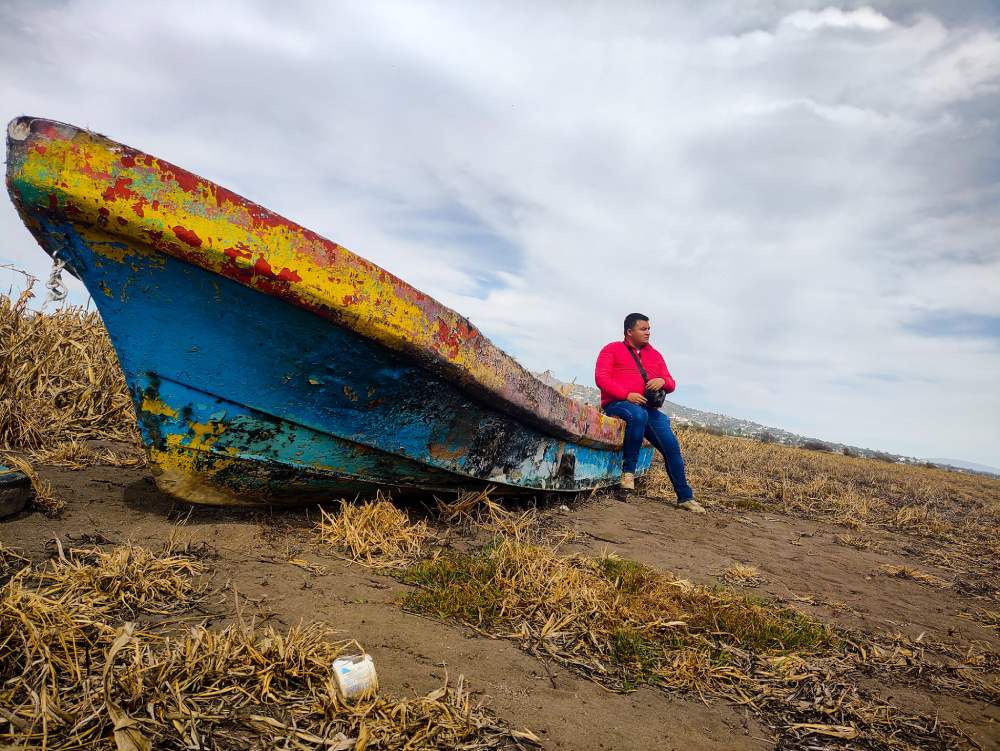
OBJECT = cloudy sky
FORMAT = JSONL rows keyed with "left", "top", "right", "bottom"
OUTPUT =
{"left": 1, "top": 1, "right": 998, "bottom": 466}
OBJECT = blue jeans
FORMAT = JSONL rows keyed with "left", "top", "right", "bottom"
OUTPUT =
{"left": 604, "top": 401, "right": 694, "bottom": 501}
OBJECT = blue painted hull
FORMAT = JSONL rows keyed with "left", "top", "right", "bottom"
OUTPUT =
{"left": 34, "top": 218, "right": 653, "bottom": 505}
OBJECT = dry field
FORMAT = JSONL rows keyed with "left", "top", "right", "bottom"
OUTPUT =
{"left": 1, "top": 293, "right": 998, "bottom": 750}
{"left": 673, "top": 430, "right": 1000, "bottom": 599}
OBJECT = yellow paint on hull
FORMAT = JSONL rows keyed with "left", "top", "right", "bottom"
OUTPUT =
{"left": 149, "top": 455, "right": 244, "bottom": 507}
{"left": 140, "top": 395, "right": 178, "bottom": 418}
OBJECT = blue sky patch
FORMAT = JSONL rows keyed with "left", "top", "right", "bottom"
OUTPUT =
{"left": 905, "top": 312, "right": 1000, "bottom": 339}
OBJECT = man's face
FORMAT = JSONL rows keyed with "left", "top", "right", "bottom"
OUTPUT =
{"left": 627, "top": 319, "right": 651, "bottom": 346}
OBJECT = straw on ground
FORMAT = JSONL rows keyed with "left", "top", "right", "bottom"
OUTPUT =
{"left": 317, "top": 494, "right": 432, "bottom": 569}
{"left": 397, "top": 515, "right": 991, "bottom": 750}
{"left": 0, "top": 541, "right": 538, "bottom": 750}
{"left": 1, "top": 454, "right": 63, "bottom": 516}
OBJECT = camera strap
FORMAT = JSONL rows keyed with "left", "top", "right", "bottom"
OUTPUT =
{"left": 625, "top": 345, "right": 651, "bottom": 385}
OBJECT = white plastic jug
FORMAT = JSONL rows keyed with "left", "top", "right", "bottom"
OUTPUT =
{"left": 332, "top": 654, "right": 378, "bottom": 700}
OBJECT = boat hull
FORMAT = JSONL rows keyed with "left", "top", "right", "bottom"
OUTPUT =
{"left": 29, "top": 216, "right": 652, "bottom": 505}
{"left": 6, "top": 117, "right": 656, "bottom": 506}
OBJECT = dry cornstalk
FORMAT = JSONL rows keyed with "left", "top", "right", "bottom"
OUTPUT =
{"left": 0, "top": 285, "right": 141, "bottom": 459}
{"left": 317, "top": 494, "right": 432, "bottom": 569}
{"left": 436, "top": 488, "right": 539, "bottom": 540}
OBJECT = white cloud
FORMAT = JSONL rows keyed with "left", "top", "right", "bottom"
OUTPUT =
{"left": 779, "top": 6, "right": 894, "bottom": 33}
{"left": 917, "top": 30, "right": 1000, "bottom": 103}
{"left": 1, "top": 0, "right": 998, "bottom": 465}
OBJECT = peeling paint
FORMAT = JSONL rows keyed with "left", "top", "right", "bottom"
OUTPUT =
{"left": 141, "top": 395, "right": 178, "bottom": 418}
{"left": 6, "top": 117, "right": 625, "bottom": 449}
{"left": 5, "top": 116, "right": 655, "bottom": 506}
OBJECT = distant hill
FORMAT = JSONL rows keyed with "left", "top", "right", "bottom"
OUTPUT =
{"left": 535, "top": 371, "right": 997, "bottom": 477}
{"left": 925, "top": 459, "right": 1000, "bottom": 477}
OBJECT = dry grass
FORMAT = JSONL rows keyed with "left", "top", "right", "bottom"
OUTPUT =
{"left": 958, "top": 607, "right": 999, "bottom": 632}
{"left": 721, "top": 563, "right": 766, "bottom": 587}
{"left": 435, "top": 487, "right": 500, "bottom": 526}
{"left": 0, "top": 542, "right": 30, "bottom": 585}
{"left": 0, "top": 285, "right": 140, "bottom": 457}
{"left": 24, "top": 437, "right": 101, "bottom": 468}
{"left": 5, "top": 287, "right": 995, "bottom": 556}
{"left": 0, "top": 542, "right": 207, "bottom": 746}
{"left": 2, "top": 454, "right": 63, "bottom": 516}
{"left": 38, "top": 541, "right": 209, "bottom": 613}
{"left": 399, "top": 529, "right": 983, "bottom": 750}
{"left": 436, "top": 488, "right": 539, "bottom": 539}
{"left": 29, "top": 438, "right": 145, "bottom": 469}
{"left": 317, "top": 494, "right": 432, "bottom": 569}
{"left": 880, "top": 564, "right": 952, "bottom": 589}
{"left": 0, "top": 541, "right": 537, "bottom": 750}
{"left": 402, "top": 539, "right": 837, "bottom": 679}
{"left": 665, "top": 428, "right": 1000, "bottom": 547}
{"left": 835, "top": 533, "right": 874, "bottom": 550}
{"left": 311, "top": 490, "right": 996, "bottom": 743}
{"left": 3, "top": 289, "right": 997, "bottom": 747}
{"left": 643, "top": 428, "right": 1000, "bottom": 598}
{"left": 369, "top": 499, "right": 996, "bottom": 749}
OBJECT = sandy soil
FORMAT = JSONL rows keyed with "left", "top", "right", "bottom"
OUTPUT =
{"left": 1, "top": 456, "right": 997, "bottom": 750}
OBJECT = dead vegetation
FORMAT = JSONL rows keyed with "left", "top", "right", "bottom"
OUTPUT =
{"left": 3, "top": 454, "right": 63, "bottom": 516}
{"left": 721, "top": 563, "right": 766, "bottom": 587}
{"left": 0, "top": 540, "right": 537, "bottom": 750}
{"left": 311, "top": 497, "right": 996, "bottom": 750}
{"left": 4, "top": 291, "right": 997, "bottom": 561}
{"left": 317, "top": 494, "right": 432, "bottom": 569}
{"left": 37, "top": 541, "right": 209, "bottom": 613}
{"left": 29, "top": 438, "right": 145, "bottom": 469}
{"left": 648, "top": 428, "right": 1000, "bottom": 599}
{"left": 435, "top": 488, "right": 539, "bottom": 539}
{"left": 958, "top": 607, "right": 999, "bottom": 632}
{"left": 880, "top": 564, "right": 952, "bottom": 589}
{"left": 0, "top": 284, "right": 142, "bottom": 462}
{"left": 834, "top": 533, "right": 874, "bottom": 550}
{"left": 399, "top": 539, "right": 983, "bottom": 749}
{"left": 667, "top": 428, "right": 1000, "bottom": 550}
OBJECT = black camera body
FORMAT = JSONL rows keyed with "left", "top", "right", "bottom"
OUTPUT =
{"left": 625, "top": 345, "right": 667, "bottom": 410}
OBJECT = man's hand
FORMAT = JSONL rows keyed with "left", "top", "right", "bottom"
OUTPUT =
{"left": 645, "top": 377, "right": 665, "bottom": 392}
{"left": 626, "top": 392, "right": 647, "bottom": 405}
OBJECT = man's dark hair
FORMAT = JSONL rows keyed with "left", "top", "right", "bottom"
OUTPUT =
{"left": 624, "top": 313, "right": 649, "bottom": 334}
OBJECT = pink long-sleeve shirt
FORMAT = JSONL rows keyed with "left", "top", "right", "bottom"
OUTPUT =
{"left": 595, "top": 340, "right": 676, "bottom": 407}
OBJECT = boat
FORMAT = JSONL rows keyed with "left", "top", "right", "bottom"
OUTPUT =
{"left": 5, "top": 117, "right": 652, "bottom": 506}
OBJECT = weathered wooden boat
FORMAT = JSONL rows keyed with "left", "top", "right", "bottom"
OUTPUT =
{"left": 6, "top": 117, "right": 652, "bottom": 506}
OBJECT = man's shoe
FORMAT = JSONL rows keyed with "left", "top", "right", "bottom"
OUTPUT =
{"left": 620, "top": 472, "right": 635, "bottom": 491}
{"left": 678, "top": 499, "right": 706, "bottom": 514}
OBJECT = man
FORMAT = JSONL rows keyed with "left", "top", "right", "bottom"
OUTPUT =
{"left": 595, "top": 313, "right": 705, "bottom": 513}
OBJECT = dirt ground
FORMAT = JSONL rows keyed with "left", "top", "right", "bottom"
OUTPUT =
{"left": 2, "top": 455, "right": 998, "bottom": 750}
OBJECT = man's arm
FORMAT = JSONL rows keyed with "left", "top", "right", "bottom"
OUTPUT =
{"left": 649, "top": 350, "right": 677, "bottom": 394}
{"left": 595, "top": 346, "right": 631, "bottom": 402}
